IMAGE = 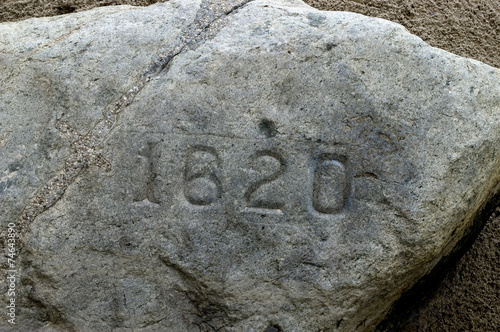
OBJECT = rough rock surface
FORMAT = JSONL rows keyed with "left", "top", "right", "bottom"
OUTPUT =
{"left": 1, "top": 0, "right": 500, "bottom": 331}
{"left": 4, "top": 0, "right": 500, "bottom": 71}
{"left": 306, "top": 0, "right": 500, "bottom": 70}
{"left": 401, "top": 207, "right": 500, "bottom": 332}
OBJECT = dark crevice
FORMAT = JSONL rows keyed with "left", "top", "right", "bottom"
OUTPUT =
{"left": 259, "top": 119, "right": 278, "bottom": 137}
{"left": 265, "top": 324, "right": 282, "bottom": 332}
{"left": 54, "top": 5, "right": 76, "bottom": 14}
{"left": 376, "top": 188, "right": 500, "bottom": 331}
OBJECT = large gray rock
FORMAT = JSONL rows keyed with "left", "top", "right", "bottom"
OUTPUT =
{"left": 1, "top": 0, "right": 500, "bottom": 331}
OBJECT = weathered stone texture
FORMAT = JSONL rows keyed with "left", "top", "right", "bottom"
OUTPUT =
{"left": 1, "top": 0, "right": 500, "bottom": 331}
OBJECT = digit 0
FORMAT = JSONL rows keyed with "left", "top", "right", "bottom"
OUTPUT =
{"left": 312, "top": 154, "right": 349, "bottom": 214}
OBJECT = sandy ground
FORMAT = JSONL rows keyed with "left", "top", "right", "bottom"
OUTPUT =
{"left": 1, "top": 0, "right": 499, "bottom": 331}
{"left": 0, "top": 0, "right": 168, "bottom": 22}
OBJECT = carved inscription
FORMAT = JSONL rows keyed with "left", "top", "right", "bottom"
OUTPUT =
{"left": 244, "top": 151, "right": 286, "bottom": 210}
{"left": 134, "top": 141, "right": 160, "bottom": 204}
{"left": 143, "top": 140, "right": 352, "bottom": 216}
{"left": 312, "top": 155, "right": 349, "bottom": 214}
{"left": 184, "top": 146, "right": 222, "bottom": 206}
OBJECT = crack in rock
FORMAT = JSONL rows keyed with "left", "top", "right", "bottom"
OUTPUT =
{"left": 16, "top": 0, "right": 255, "bottom": 241}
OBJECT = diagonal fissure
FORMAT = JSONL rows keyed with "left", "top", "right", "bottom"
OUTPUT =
{"left": 15, "top": 0, "right": 255, "bottom": 240}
